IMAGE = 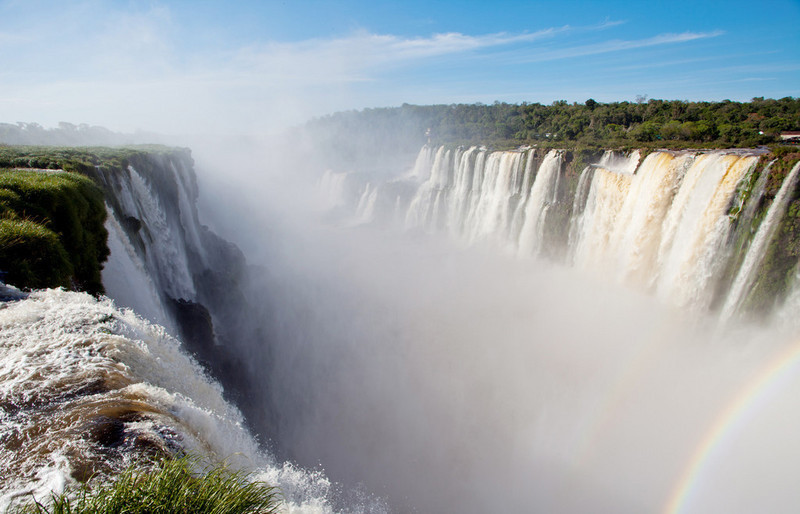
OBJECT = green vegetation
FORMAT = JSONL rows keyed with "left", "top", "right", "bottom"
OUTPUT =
{"left": 305, "top": 97, "right": 800, "bottom": 157}
{"left": 742, "top": 151, "right": 800, "bottom": 314}
{"left": 0, "top": 170, "right": 107, "bottom": 293}
{"left": 0, "top": 145, "right": 189, "bottom": 176}
{"left": 20, "top": 457, "right": 281, "bottom": 514}
{"left": 0, "top": 144, "right": 191, "bottom": 293}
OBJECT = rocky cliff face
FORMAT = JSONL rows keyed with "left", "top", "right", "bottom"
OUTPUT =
{"left": 87, "top": 149, "right": 266, "bottom": 419}
{"left": 0, "top": 147, "right": 267, "bottom": 431}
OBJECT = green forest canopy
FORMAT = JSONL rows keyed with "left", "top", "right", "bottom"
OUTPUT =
{"left": 305, "top": 97, "right": 800, "bottom": 152}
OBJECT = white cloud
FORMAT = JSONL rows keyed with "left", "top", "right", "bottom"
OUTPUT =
{"left": 230, "top": 26, "right": 567, "bottom": 83}
{"left": 0, "top": 2, "right": 736, "bottom": 135}
{"left": 511, "top": 30, "right": 726, "bottom": 63}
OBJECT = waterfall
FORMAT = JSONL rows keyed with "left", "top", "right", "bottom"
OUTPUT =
{"left": 355, "top": 183, "right": 378, "bottom": 222}
{"left": 178, "top": 142, "right": 800, "bottom": 513}
{"left": 463, "top": 151, "right": 524, "bottom": 245}
{"left": 318, "top": 170, "right": 350, "bottom": 209}
{"left": 332, "top": 144, "right": 800, "bottom": 319}
{"left": 405, "top": 144, "right": 435, "bottom": 181}
{"left": 596, "top": 149, "right": 641, "bottom": 174}
{"left": 573, "top": 152, "right": 691, "bottom": 287}
{"left": 445, "top": 146, "right": 479, "bottom": 237}
{"left": 721, "top": 161, "right": 800, "bottom": 322}
{"left": 571, "top": 165, "right": 634, "bottom": 272}
{"left": 566, "top": 164, "right": 596, "bottom": 262}
{"left": 102, "top": 211, "right": 173, "bottom": 331}
{"left": 655, "top": 153, "right": 758, "bottom": 309}
{"left": 510, "top": 149, "right": 538, "bottom": 242}
{"left": 404, "top": 146, "right": 452, "bottom": 230}
{"left": 517, "top": 150, "right": 563, "bottom": 255}
{"left": 123, "top": 165, "right": 197, "bottom": 301}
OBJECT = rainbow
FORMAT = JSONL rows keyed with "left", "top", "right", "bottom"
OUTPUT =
{"left": 663, "top": 339, "right": 800, "bottom": 514}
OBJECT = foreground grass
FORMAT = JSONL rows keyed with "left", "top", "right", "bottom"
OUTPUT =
{"left": 21, "top": 457, "right": 282, "bottom": 514}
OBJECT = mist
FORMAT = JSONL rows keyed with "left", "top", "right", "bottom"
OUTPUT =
{"left": 181, "top": 137, "right": 800, "bottom": 513}
{"left": 3, "top": 97, "right": 799, "bottom": 514}
{"left": 3, "top": 2, "right": 800, "bottom": 511}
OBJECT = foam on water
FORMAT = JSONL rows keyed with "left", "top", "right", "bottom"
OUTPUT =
{"left": 0, "top": 286, "right": 345, "bottom": 513}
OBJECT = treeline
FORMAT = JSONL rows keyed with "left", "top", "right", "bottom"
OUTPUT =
{"left": 305, "top": 97, "right": 800, "bottom": 154}
{"left": 0, "top": 122, "right": 166, "bottom": 147}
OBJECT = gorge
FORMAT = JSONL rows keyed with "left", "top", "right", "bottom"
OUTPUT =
{"left": 2, "top": 141, "right": 800, "bottom": 514}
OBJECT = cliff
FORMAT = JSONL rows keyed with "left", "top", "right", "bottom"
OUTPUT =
{"left": 0, "top": 145, "right": 256, "bottom": 417}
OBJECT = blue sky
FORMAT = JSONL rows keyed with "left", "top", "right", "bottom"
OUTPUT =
{"left": 1, "top": 0, "right": 798, "bottom": 134}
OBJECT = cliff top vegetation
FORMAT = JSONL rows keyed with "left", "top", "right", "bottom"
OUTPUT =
{"left": 0, "top": 145, "right": 189, "bottom": 293}
{"left": 0, "top": 145, "right": 190, "bottom": 174}
{"left": 303, "top": 97, "right": 800, "bottom": 163}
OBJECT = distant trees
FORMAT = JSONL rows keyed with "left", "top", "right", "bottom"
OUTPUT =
{"left": 305, "top": 97, "right": 800, "bottom": 151}
{"left": 0, "top": 122, "right": 152, "bottom": 146}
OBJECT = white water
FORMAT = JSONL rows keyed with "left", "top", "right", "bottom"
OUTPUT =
{"left": 721, "top": 162, "right": 800, "bottom": 322}
{"left": 346, "top": 145, "right": 778, "bottom": 314}
{"left": 0, "top": 286, "right": 338, "bottom": 513}
{"left": 125, "top": 166, "right": 197, "bottom": 301}
{"left": 654, "top": 153, "right": 758, "bottom": 309}
{"left": 102, "top": 209, "right": 173, "bottom": 331}
{"left": 319, "top": 170, "right": 351, "bottom": 210}
{"left": 0, "top": 151, "right": 395, "bottom": 514}
{"left": 517, "top": 150, "right": 563, "bottom": 255}
{"left": 355, "top": 183, "right": 378, "bottom": 223}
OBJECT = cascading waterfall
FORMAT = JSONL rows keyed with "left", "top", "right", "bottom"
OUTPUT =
{"left": 124, "top": 165, "right": 197, "bottom": 301}
{"left": 655, "top": 153, "right": 759, "bottom": 309}
{"left": 355, "top": 183, "right": 378, "bottom": 222}
{"left": 596, "top": 148, "right": 642, "bottom": 174}
{"left": 445, "top": 146, "right": 479, "bottom": 237}
{"left": 405, "top": 144, "right": 435, "bottom": 181}
{"left": 721, "top": 161, "right": 800, "bottom": 322}
{"left": 405, "top": 146, "right": 453, "bottom": 230}
{"left": 573, "top": 152, "right": 691, "bottom": 287}
{"left": 334, "top": 144, "right": 798, "bottom": 319}
{"left": 102, "top": 211, "right": 173, "bottom": 331}
{"left": 566, "top": 164, "right": 597, "bottom": 261}
{"left": 462, "top": 151, "right": 525, "bottom": 245}
{"left": 318, "top": 170, "right": 351, "bottom": 209}
{"left": 571, "top": 165, "right": 634, "bottom": 272}
{"left": 517, "top": 150, "right": 563, "bottom": 255}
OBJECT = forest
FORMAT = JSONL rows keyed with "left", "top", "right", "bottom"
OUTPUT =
{"left": 303, "top": 97, "right": 800, "bottom": 157}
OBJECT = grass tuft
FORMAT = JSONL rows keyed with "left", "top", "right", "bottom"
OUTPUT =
{"left": 21, "top": 457, "right": 282, "bottom": 514}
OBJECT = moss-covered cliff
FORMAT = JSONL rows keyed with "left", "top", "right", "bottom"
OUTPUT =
{"left": 0, "top": 145, "right": 191, "bottom": 294}
{"left": 0, "top": 170, "right": 107, "bottom": 293}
